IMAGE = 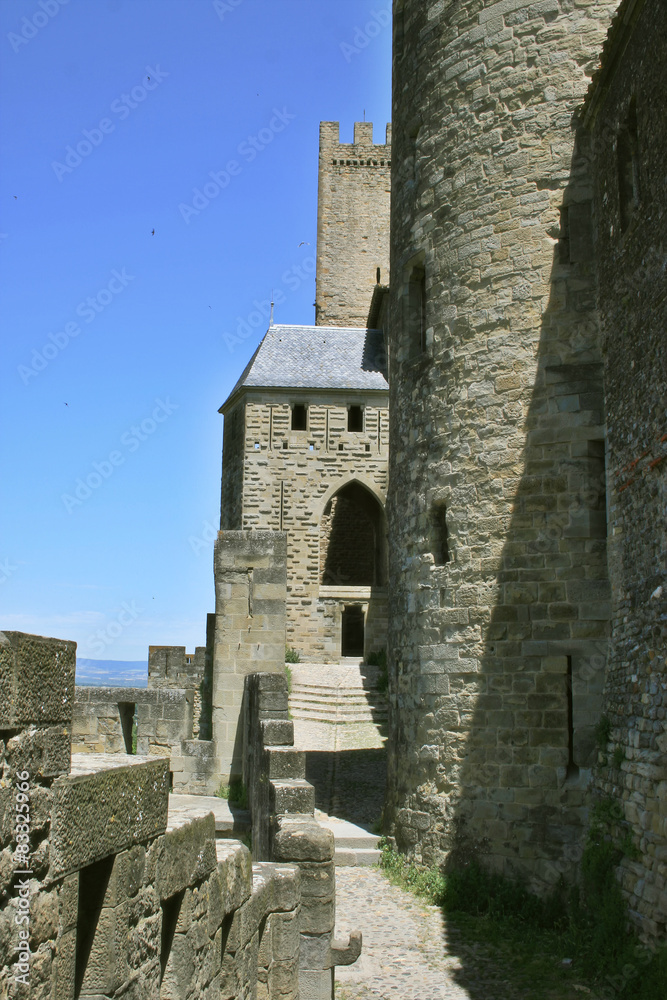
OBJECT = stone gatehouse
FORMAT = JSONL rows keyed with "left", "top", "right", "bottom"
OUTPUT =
{"left": 218, "top": 323, "right": 389, "bottom": 664}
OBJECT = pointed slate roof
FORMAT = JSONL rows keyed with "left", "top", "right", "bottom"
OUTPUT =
{"left": 221, "top": 324, "right": 388, "bottom": 411}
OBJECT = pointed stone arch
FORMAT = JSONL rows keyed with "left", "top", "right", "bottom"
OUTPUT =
{"left": 319, "top": 478, "right": 387, "bottom": 587}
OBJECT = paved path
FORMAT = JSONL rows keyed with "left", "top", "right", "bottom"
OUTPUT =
{"left": 333, "top": 867, "right": 528, "bottom": 1000}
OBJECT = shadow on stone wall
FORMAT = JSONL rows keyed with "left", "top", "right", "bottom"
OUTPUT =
{"left": 306, "top": 749, "right": 387, "bottom": 826}
{"left": 388, "top": 122, "right": 612, "bottom": 925}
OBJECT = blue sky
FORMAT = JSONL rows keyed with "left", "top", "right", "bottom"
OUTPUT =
{"left": 0, "top": 0, "right": 391, "bottom": 661}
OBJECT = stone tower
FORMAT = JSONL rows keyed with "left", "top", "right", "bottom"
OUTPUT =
{"left": 315, "top": 121, "right": 391, "bottom": 326}
{"left": 387, "top": 0, "right": 620, "bottom": 885}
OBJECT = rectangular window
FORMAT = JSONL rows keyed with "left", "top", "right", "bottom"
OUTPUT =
{"left": 407, "top": 264, "right": 426, "bottom": 357}
{"left": 618, "top": 99, "right": 640, "bottom": 232}
{"left": 291, "top": 404, "right": 307, "bottom": 430}
{"left": 431, "top": 503, "right": 450, "bottom": 565}
{"left": 348, "top": 405, "right": 364, "bottom": 432}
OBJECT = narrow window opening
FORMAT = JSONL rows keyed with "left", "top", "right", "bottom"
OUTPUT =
{"left": 566, "top": 655, "right": 579, "bottom": 779}
{"left": 341, "top": 606, "right": 365, "bottom": 657}
{"left": 75, "top": 856, "right": 114, "bottom": 998}
{"left": 348, "top": 405, "right": 363, "bottom": 432}
{"left": 160, "top": 889, "right": 185, "bottom": 985}
{"left": 365, "top": 443, "right": 371, "bottom": 452}
{"left": 431, "top": 504, "right": 450, "bottom": 565}
{"left": 558, "top": 205, "right": 570, "bottom": 264}
{"left": 282, "top": 440, "right": 288, "bottom": 450}
{"left": 291, "top": 404, "right": 307, "bottom": 430}
{"left": 407, "top": 265, "right": 426, "bottom": 357}
{"left": 338, "top": 443, "right": 344, "bottom": 452}
{"left": 618, "top": 98, "right": 640, "bottom": 232}
{"left": 118, "top": 701, "right": 135, "bottom": 755}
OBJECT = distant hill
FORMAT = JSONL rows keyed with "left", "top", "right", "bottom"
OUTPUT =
{"left": 75, "top": 658, "right": 148, "bottom": 688}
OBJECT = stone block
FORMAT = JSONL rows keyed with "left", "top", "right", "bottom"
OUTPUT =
{"left": 297, "top": 861, "right": 335, "bottom": 899}
{"left": 49, "top": 758, "right": 169, "bottom": 880}
{"left": 266, "top": 748, "right": 306, "bottom": 780}
{"left": 156, "top": 813, "right": 217, "bottom": 900}
{"left": 260, "top": 718, "right": 295, "bottom": 746}
{"left": 270, "top": 779, "right": 315, "bottom": 816}
{"left": 272, "top": 818, "right": 334, "bottom": 863}
{"left": 298, "top": 968, "right": 334, "bottom": 1000}
{"left": 0, "top": 631, "right": 76, "bottom": 728}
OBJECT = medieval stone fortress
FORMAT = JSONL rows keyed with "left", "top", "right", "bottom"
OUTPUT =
{"left": 1, "top": 1, "right": 665, "bottom": 998}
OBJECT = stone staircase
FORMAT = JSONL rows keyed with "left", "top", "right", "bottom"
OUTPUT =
{"left": 316, "top": 811, "right": 382, "bottom": 867}
{"left": 288, "top": 662, "right": 388, "bottom": 751}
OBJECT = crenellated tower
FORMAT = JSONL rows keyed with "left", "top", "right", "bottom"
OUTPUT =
{"left": 315, "top": 121, "right": 391, "bottom": 327}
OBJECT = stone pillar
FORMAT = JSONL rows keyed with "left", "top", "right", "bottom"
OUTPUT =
{"left": 212, "top": 530, "right": 287, "bottom": 780}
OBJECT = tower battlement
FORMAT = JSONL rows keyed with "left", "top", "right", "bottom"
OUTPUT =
{"left": 316, "top": 121, "right": 391, "bottom": 327}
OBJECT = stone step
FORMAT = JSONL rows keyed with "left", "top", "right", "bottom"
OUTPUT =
{"left": 334, "top": 847, "right": 382, "bottom": 867}
{"left": 315, "top": 812, "right": 381, "bottom": 867}
{"left": 289, "top": 696, "right": 387, "bottom": 712}
{"left": 289, "top": 708, "right": 388, "bottom": 723}
{"left": 290, "top": 690, "right": 386, "bottom": 705}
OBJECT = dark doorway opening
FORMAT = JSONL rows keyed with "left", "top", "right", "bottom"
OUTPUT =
{"left": 320, "top": 482, "right": 387, "bottom": 586}
{"left": 342, "top": 605, "right": 365, "bottom": 657}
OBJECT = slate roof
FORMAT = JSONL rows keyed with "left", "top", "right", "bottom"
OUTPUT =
{"left": 221, "top": 324, "right": 388, "bottom": 410}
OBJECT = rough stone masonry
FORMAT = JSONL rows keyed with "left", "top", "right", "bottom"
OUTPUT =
{"left": 386, "top": 0, "right": 666, "bottom": 944}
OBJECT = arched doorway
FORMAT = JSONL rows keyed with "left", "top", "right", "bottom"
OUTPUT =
{"left": 320, "top": 481, "right": 387, "bottom": 587}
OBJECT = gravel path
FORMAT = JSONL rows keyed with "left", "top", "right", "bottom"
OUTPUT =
{"left": 333, "top": 867, "right": 532, "bottom": 1000}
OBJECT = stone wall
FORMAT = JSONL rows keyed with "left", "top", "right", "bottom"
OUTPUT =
{"left": 386, "top": 0, "right": 619, "bottom": 886}
{"left": 0, "top": 631, "right": 305, "bottom": 999}
{"left": 73, "top": 685, "right": 193, "bottom": 757}
{"left": 316, "top": 121, "right": 391, "bottom": 327}
{"left": 585, "top": 0, "right": 667, "bottom": 941}
{"left": 229, "top": 393, "right": 389, "bottom": 661}
{"left": 148, "top": 645, "right": 208, "bottom": 739}
{"left": 243, "top": 671, "right": 362, "bottom": 998}
{"left": 212, "top": 531, "right": 288, "bottom": 781}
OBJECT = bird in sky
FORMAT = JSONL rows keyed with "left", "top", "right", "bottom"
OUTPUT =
{"left": 151, "top": 229, "right": 155, "bottom": 236}
{"left": 298, "top": 241, "right": 310, "bottom": 247}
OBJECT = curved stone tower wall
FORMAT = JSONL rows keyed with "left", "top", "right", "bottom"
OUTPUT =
{"left": 387, "top": 0, "right": 620, "bottom": 885}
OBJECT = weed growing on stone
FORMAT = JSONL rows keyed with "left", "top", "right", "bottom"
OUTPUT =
{"left": 377, "top": 821, "right": 667, "bottom": 1000}
{"left": 367, "top": 648, "right": 388, "bottom": 692}
{"left": 285, "top": 646, "right": 300, "bottom": 663}
{"left": 284, "top": 665, "right": 292, "bottom": 694}
{"left": 595, "top": 714, "right": 612, "bottom": 748}
{"left": 215, "top": 779, "right": 248, "bottom": 809}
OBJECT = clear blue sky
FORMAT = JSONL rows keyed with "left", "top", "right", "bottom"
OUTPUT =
{"left": 0, "top": 0, "right": 391, "bottom": 660}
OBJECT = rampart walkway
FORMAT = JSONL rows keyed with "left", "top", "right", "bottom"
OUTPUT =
{"left": 334, "top": 868, "right": 541, "bottom": 1000}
